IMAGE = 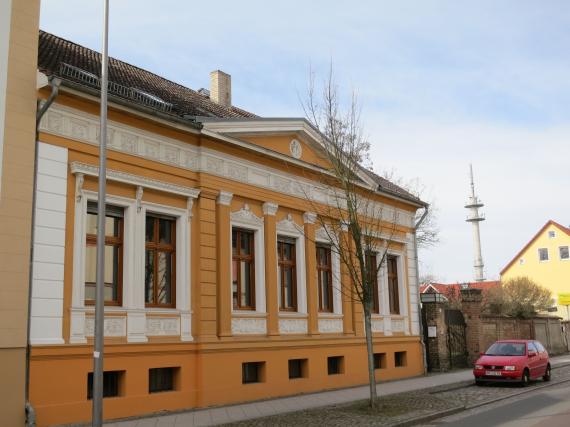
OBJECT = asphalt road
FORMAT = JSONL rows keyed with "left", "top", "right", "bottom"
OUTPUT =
{"left": 427, "top": 381, "right": 570, "bottom": 427}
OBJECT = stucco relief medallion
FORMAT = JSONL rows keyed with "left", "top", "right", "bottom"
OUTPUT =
{"left": 289, "top": 139, "right": 302, "bottom": 159}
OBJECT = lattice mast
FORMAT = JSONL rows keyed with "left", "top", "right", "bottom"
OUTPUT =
{"left": 465, "top": 164, "right": 485, "bottom": 281}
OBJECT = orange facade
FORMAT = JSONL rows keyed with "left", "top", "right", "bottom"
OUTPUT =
{"left": 29, "top": 87, "right": 424, "bottom": 426}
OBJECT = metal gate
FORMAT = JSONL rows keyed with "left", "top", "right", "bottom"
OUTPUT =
{"left": 445, "top": 309, "right": 468, "bottom": 369}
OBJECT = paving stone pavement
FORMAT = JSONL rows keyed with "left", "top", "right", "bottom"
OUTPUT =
{"left": 106, "top": 355, "right": 570, "bottom": 427}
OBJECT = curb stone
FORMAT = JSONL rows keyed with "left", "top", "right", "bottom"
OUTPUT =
{"left": 390, "top": 406, "right": 465, "bottom": 427}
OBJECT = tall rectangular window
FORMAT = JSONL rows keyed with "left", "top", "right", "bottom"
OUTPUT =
{"left": 278, "top": 237, "right": 297, "bottom": 311}
{"left": 316, "top": 245, "right": 333, "bottom": 312}
{"left": 232, "top": 228, "right": 255, "bottom": 310}
{"left": 387, "top": 255, "right": 400, "bottom": 315}
{"left": 145, "top": 214, "right": 176, "bottom": 307}
{"left": 85, "top": 202, "right": 123, "bottom": 305}
{"left": 366, "top": 252, "right": 379, "bottom": 314}
{"left": 559, "top": 246, "right": 569, "bottom": 260}
{"left": 538, "top": 248, "right": 549, "bottom": 261}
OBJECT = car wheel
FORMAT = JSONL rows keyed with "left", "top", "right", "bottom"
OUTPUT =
{"left": 521, "top": 369, "right": 530, "bottom": 387}
{"left": 543, "top": 364, "right": 551, "bottom": 382}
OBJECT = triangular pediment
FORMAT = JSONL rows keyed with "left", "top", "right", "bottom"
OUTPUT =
{"left": 200, "top": 118, "right": 378, "bottom": 188}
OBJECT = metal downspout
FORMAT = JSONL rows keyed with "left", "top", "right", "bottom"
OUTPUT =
{"left": 414, "top": 206, "right": 429, "bottom": 375}
{"left": 25, "top": 77, "right": 61, "bottom": 427}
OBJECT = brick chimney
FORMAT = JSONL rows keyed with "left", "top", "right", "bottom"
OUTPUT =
{"left": 209, "top": 70, "right": 231, "bottom": 107}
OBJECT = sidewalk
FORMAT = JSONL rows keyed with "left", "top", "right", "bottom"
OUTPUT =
{"left": 107, "top": 355, "right": 570, "bottom": 427}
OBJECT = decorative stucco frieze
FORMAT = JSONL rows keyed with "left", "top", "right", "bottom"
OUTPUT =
{"left": 392, "top": 318, "right": 405, "bottom": 333}
{"left": 85, "top": 316, "right": 126, "bottom": 337}
{"left": 146, "top": 317, "right": 180, "bottom": 336}
{"left": 40, "top": 104, "right": 414, "bottom": 228}
{"left": 371, "top": 317, "right": 384, "bottom": 333}
{"left": 318, "top": 318, "right": 343, "bottom": 333}
{"left": 231, "top": 317, "right": 267, "bottom": 335}
{"left": 279, "top": 318, "right": 308, "bottom": 334}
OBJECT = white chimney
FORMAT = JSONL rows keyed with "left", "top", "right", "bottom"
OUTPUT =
{"left": 209, "top": 70, "right": 231, "bottom": 107}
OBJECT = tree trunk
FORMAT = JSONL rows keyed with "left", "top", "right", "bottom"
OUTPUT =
{"left": 363, "top": 306, "right": 378, "bottom": 408}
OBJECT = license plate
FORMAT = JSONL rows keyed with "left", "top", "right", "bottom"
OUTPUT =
{"left": 485, "top": 371, "right": 502, "bottom": 376}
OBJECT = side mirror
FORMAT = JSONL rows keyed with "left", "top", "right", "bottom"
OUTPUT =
{"left": 528, "top": 350, "right": 537, "bottom": 358}
{"left": 479, "top": 352, "right": 485, "bottom": 357}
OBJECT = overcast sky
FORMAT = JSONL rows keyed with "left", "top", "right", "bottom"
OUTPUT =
{"left": 40, "top": 1, "right": 570, "bottom": 282}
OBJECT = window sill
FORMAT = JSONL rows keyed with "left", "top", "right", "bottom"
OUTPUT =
{"left": 232, "top": 311, "right": 267, "bottom": 318}
{"left": 279, "top": 312, "right": 308, "bottom": 318}
{"left": 318, "top": 313, "right": 343, "bottom": 319}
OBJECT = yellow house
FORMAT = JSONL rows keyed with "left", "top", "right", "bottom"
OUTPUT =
{"left": 501, "top": 220, "right": 570, "bottom": 320}
{"left": 27, "top": 30, "right": 427, "bottom": 426}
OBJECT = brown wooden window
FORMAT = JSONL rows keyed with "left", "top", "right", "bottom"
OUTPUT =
{"left": 278, "top": 237, "right": 297, "bottom": 311}
{"left": 387, "top": 255, "right": 400, "bottom": 315}
{"left": 317, "top": 245, "right": 333, "bottom": 312}
{"left": 85, "top": 202, "right": 123, "bottom": 306}
{"left": 232, "top": 228, "right": 255, "bottom": 310}
{"left": 366, "top": 252, "right": 379, "bottom": 314}
{"left": 145, "top": 214, "right": 176, "bottom": 308}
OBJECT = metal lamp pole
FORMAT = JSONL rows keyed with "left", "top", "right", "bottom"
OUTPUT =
{"left": 92, "top": 0, "right": 110, "bottom": 425}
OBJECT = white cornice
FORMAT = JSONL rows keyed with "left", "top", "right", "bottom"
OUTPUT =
{"left": 69, "top": 161, "right": 200, "bottom": 199}
{"left": 40, "top": 104, "right": 415, "bottom": 228}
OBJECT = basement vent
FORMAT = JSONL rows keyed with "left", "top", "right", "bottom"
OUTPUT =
{"left": 59, "top": 63, "right": 173, "bottom": 113}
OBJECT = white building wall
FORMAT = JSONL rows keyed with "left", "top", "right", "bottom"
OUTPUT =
{"left": 407, "top": 232, "right": 421, "bottom": 336}
{"left": 30, "top": 142, "right": 68, "bottom": 344}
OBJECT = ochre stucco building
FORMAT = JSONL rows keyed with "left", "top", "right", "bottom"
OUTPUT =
{"left": 0, "top": 1, "right": 42, "bottom": 425}
{"left": 27, "top": 31, "right": 427, "bottom": 425}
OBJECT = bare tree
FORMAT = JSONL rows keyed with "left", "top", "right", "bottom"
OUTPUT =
{"left": 301, "top": 70, "right": 425, "bottom": 408}
{"left": 381, "top": 171, "right": 439, "bottom": 249}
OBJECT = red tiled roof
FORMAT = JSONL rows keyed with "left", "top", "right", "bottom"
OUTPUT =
{"left": 420, "top": 281, "right": 500, "bottom": 297}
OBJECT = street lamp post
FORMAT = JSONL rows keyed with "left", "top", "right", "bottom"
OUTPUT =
{"left": 92, "top": 0, "right": 110, "bottom": 425}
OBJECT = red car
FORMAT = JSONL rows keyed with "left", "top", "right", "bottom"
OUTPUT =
{"left": 473, "top": 339, "right": 551, "bottom": 386}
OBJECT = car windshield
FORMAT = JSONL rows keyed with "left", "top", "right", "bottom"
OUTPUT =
{"left": 485, "top": 342, "right": 526, "bottom": 356}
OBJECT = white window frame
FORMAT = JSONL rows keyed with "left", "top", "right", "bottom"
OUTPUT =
{"left": 559, "top": 246, "right": 569, "bottom": 261}
{"left": 230, "top": 216, "right": 266, "bottom": 314}
{"left": 70, "top": 191, "right": 136, "bottom": 343}
{"left": 538, "top": 247, "right": 549, "bottom": 262}
{"left": 140, "top": 201, "right": 190, "bottom": 315}
{"left": 315, "top": 228, "right": 342, "bottom": 316}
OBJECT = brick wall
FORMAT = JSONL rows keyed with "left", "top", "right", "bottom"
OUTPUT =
{"left": 460, "top": 289, "right": 483, "bottom": 365}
